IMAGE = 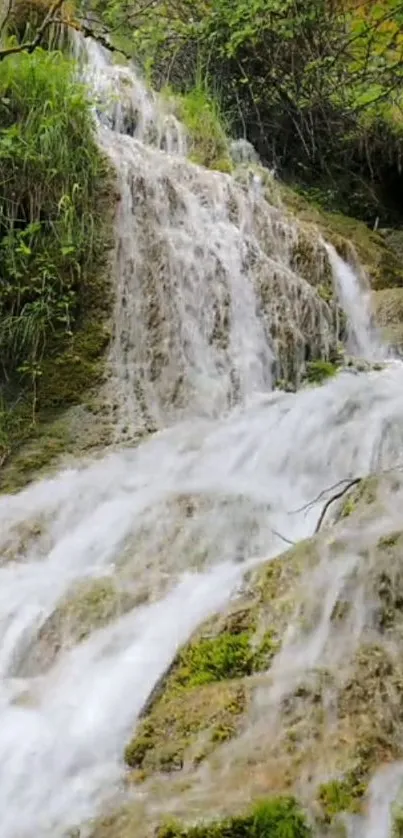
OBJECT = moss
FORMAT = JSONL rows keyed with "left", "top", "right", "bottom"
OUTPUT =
{"left": 20, "top": 577, "right": 135, "bottom": 675}
{"left": 59, "top": 578, "right": 124, "bottom": 639}
{"left": 281, "top": 185, "right": 403, "bottom": 291}
{"left": 253, "top": 630, "right": 280, "bottom": 671}
{"left": 289, "top": 228, "right": 333, "bottom": 294}
{"left": 304, "top": 360, "right": 338, "bottom": 384}
{"left": 124, "top": 680, "right": 247, "bottom": 774}
{"left": 157, "top": 797, "right": 311, "bottom": 838}
{"left": 377, "top": 532, "right": 402, "bottom": 550}
{"left": 175, "top": 633, "right": 255, "bottom": 687}
{"left": 317, "top": 777, "right": 365, "bottom": 823}
{"left": 338, "top": 476, "right": 379, "bottom": 520}
{"left": 335, "top": 644, "right": 403, "bottom": 782}
{"left": 339, "top": 495, "right": 356, "bottom": 519}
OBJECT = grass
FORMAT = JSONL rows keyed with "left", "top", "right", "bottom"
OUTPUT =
{"left": 163, "top": 81, "right": 232, "bottom": 173}
{"left": 0, "top": 47, "right": 113, "bottom": 471}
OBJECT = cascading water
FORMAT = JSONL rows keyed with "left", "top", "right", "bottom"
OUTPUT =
{"left": 1, "top": 36, "right": 403, "bottom": 838}
{"left": 326, "top": 243, "right": 385, "bottom": 360}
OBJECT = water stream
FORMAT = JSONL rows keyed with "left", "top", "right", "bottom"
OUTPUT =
{"left": 1, "top": 37, "right": 403, "bottom": 838}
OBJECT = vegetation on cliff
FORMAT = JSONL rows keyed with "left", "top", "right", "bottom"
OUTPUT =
{"left": 86, "top": 473, "right": 403, "bottom": 838}
{"left": 0, "top": 5, "right": 114, "bottom": 483}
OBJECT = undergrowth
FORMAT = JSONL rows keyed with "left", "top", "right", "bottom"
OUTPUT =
{"left": 0, "top": 47, "right": 112, "bottom": 467}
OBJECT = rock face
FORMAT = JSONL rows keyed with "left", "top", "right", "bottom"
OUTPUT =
{"left": 89, "top": 471, "right": 403, "bottom": 838}
{"left": 374, "top": 288, "right": 403, "bottom": 353}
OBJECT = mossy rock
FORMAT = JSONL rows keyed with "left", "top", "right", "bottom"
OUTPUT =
{"left": 18, "top": 577, "right": 135, "bottom": 675}
{"left": 337, "top": 475, "right": 379, "bottom": 521}
{"left": 0, "top": 184, "right": 116, "bottom": 493}
{"left": 281, "top": 186, "right": 403, "bottom": 291}
{"left": 373, "top": 287, "right": 403, "bottom": 352}
{"left": 89, "top": 796, "right": 311, "bottom": 838}
{"left": 124, "top": 625, "right": 281, "bottom": 778}
{"left": 125, "top": 679, "right": 248, "bottom": 775}
{"left": 157, "top": 797, "right": 312, "bottom": 838}
{"left": 123, "top": 542, "right": 319, "bottom": 782}
{"left": 87, "top": 477, "right": 403, "bottom": 836}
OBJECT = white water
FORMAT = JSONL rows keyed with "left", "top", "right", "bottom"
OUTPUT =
{"left": 326, "top": 244, "right": 385, "bottom": 360}
{"left": 1, "top": 36, "right": 402, "bottom": 838}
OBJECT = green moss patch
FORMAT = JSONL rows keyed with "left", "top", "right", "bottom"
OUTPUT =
{"left": 157, "top": 798, "right": 311, "bottom": 838}
{"left": 124, "top": 679, "right": 247, "bottom": 774}
{"left": 317, "top": 777, "right": 365, "bottom": 823}
{"left": 175, "top": 633, "right": 255, "bottom": 688}
{"left": 338, "top": 476, "right": 379, "bottom": 520}
{"left": 304, "top": 360, "right": 338, "bottom": 385}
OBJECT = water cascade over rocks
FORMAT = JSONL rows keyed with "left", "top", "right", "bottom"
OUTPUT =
{"left": 1, "top": 36, "right": 403, "bottom": 838}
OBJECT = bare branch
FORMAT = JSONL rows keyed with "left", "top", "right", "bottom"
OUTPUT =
{"left": 271, "top": 528, "right": 295, "bottom": 547}
{"left": 314, "top": 477, "right": 362, "bottom": 533}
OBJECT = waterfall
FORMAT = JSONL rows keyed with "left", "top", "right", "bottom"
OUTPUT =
{"left": 326, "top": 243, "right": 385, "bottom": 360}
{"left": 1, "top": 36, "right": 401, "bottom": 838}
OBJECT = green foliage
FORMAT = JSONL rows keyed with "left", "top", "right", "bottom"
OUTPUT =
{"left": 157, "top": 797, "right": 311, "bottom": 838}
{"left": 166, "top": 82, "right": 232, "bottom": 172}
{"left": 0, "top": 47, "right": 111, "bottom": 440}
{"left": 318, "top": 778, "right": 365, "bottom": 823}
{"left": 304, "top": 360, "right": 337, "bottom": 385}
{"left": 106, "top": 0, "right": 403, "bottom": 224}
{"left": 175, "top": 633, "right": 254, "bottom": 687}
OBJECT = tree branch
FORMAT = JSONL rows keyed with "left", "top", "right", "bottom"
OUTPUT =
{"left": 79, "top": 22, "right": 132, "bottom": 61}
{"left": 0, "top": 0, "right": 14, "bottom": 39}
{"left": 0, "top": 1, "right": 134, "bottom": 64}
{"left": 314, "top": 477, "right": 362, "bottom": 533}
{"left": 0, "top": 0, "right": 67, "bottom": 61}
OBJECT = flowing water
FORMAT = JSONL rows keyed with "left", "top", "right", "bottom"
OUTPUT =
{"left": 1, "top": 37, "right": 403, "bottom": 838}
